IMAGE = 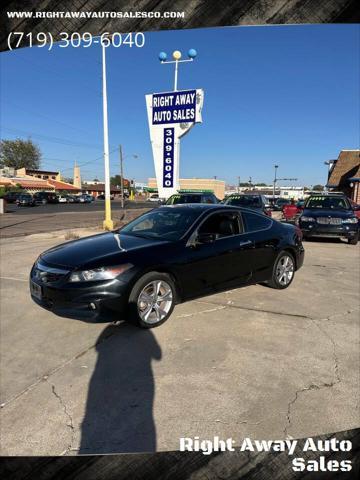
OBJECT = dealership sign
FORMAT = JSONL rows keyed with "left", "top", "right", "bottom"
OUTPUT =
{"left": 146, "top": 88, "right": 204, "bottom": 198}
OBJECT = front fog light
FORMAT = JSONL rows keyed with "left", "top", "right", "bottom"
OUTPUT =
{"left": 342, "top": 217, "right": 358, "bottom": 224}
{"left": 69, "top": 264, "right": 133, "bottom": 282}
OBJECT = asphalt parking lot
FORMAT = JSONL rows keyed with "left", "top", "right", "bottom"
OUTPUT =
{"left": 0, "top": 230, "right": 359, "bottom": 455}
{"left": 0, "top": 200, "right": 152, "bottom": 237}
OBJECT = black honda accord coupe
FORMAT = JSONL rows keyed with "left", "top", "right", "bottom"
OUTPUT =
{"left": 30, "top": 205, "right": 304, "bottom": 328}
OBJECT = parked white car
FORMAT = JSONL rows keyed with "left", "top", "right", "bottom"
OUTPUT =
{"left": 148, "top": 194, "right": 161, "bottom": 202}
{"left": 57, "top": 195, "right": 68, "bottom": 203}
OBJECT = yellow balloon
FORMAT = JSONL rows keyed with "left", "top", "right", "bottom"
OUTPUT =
{"left": 173, "top": 50, "right": 182, "bottom": 60}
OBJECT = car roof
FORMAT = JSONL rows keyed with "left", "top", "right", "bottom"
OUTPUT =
{"left": 227, "top": 192, "right": 262, "bottom": 196}
{"left": 171, "top": 192, "right": 210, "bottom": 196}
{"left": 307, "top": 193, "right": 347, "bottom": 199}
{"left": 159, "top": 204, "right": 258, "bottom": 214}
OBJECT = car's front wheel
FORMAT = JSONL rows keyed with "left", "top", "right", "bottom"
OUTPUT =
{"left": 127, "top": 272, "right": 176, "bottom": 328}
{"left": 348, "top": 233, "right": 359, "bottom": 245}
{"left": 267, "top": 251, "right": 295, "bottom": 289}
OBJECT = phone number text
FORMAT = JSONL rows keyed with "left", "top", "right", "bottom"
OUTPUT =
{"left": 7, "top": 32, "right": 145, "bottom": 51}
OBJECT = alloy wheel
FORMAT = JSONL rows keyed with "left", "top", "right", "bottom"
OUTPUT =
{"left": 276, "top": 255, "right": 294, "bottom": 286}
{"left": 137, "top": 280, "right": 173, "bottom": 325}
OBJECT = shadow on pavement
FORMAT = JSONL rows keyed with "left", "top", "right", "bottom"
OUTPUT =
{"left": 77, "top": 322, "right": 162, "bottom": 454}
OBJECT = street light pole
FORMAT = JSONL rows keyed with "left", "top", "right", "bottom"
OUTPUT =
{"left": 102, "top": 43, "right": 113, "bottom": 230}
{"left": 119, "top": 144, "right": 124, "bottom": 209}
{"left": 159, "top": 49, "right": 197, "bottom": 91}
{"left": 174, "top": 58, "right": 179, "bottom": 91}
{"left": 273, "top": 164, "right": 279, "bottom": 201}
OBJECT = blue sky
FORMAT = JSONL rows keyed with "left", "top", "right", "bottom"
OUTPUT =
{"left": 1, "top": 24, "right": 359, "bottom": 187}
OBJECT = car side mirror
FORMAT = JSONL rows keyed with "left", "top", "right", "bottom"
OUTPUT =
{"left": 353, "top": 205, "right": 360, "bottom": 211}
{"left": 196, "top": 232, "right": 216, "bottom": 244}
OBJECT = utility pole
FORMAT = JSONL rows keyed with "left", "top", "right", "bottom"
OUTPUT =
{"left": 102, "top": 43, "right": 113, "bottom": 230}
{"left": 119, "top": 145, "right": 124, "bottom": 208}
{"left": 237, "top": 176, "right": 241, "bottom": 193}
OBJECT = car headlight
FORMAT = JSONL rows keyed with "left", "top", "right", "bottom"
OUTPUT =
{"left": 300, "top": 216, "right": 315, "bottom": 222}
{"left": 69, "top": 264, "right": 133, "bottom": 282}
{"left": 342, "top": 217, "right": 358, "bottom": 224}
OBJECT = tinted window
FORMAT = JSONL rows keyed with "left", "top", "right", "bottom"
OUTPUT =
{"left": 202, "top": 195, "right": 216, "bottom": 204}
{"left": 225, "top": 195, "right": 262, "bottom": 208}
{"left": 243, "top": 211, "right": 271, "bottom": 232}
{"left": 198, "top": 212, "right": 241, "bottom": 238}
{"left": 166, "top": 194, "right": 202, "bottom": 205}
{"left": 120, "top": 208, "right": 200, "bottom": 241}
{"left": 305, "top": 196, "right": 350, "bottom": 210}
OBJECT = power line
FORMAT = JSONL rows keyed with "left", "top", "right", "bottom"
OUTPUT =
{"left": 3, "top": 100, "right": 99, "bottom": 138}
{"left": 1, "top": 126, "right": 103, "bottom": 150}
{"left": 59, "top": 148, "right": 118, "bottom": 172}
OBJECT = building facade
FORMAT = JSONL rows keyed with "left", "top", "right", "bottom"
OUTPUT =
{"left": 326, "top": 150, "right": 360, "bottom": 203}
{"left": 16, "top": 168, "right": 61, "bottom": 181}
{"left": 147, "top": 178, "right": 226, "bottom": 199}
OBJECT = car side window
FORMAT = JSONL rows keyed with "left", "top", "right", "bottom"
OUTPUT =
{"left": 198, "top": 212, "right": 242, "bottom": 238}
{"left": 243, "top": 211, "right": 272, "bottom": 232}
{"left": 203, "top": 195, "right": 214, "bottom": 204}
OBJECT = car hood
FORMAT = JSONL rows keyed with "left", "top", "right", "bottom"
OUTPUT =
{"left": 302, "top": 208, "right": 354, "bottom": 219}
{"left": 39, "top": 232, "right": 170, "bottom": 269}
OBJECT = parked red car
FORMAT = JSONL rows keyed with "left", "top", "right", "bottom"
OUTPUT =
{"left": 349, "top": 199, "right": 360, "bottom": 219}
{"left": 282, "top": 202, "right": 301, "bottom": 222}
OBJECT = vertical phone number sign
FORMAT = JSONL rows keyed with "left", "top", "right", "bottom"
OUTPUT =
{"left": 163, "top": 128, "right": 174, "bottom": 187}
{"left": 146, "top": 89, "right": 204, "bottom": 199}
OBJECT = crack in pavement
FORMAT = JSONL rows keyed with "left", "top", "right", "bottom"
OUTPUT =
{"left": 176, "top": 305, "right": 227, "bottom": 318}
{"left": 47, "top": 380, "right": 75, "bottom": 455}
{"left": 195, "top": 300, "right": 312, "bottom": 320}
{"left": 317, "top": 307, "right": 359, "bottom": 324}
{"left": 283, "top": 317, "right": 342, "bottom": 438}
{"left": 0, "top": 325, "right": 121, "bottom": 409}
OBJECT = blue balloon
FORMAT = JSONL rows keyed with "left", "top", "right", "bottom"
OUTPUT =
{"left": 188, "top": 48, "right": 197, "bottom": 58}
{"left": 159, "top": 51, "right": 167, "bottom": 61}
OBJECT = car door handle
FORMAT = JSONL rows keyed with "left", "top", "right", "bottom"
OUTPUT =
{"left": 239, "top": 240, "right": 254, "bottom": 247}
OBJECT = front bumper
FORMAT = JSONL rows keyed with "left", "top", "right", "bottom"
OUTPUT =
{"left": 300, "top": 222, "right": 358, "bottom": 239}
{"left": 29, "top": 276, "right": 130, "bottom": 313}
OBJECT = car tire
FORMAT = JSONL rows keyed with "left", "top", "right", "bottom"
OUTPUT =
{"left": 266, "top": 251, "right": 295, "bottom": 289}
{"left": 348, "top": 233, "right": 359, "bottom": 245}
{"left": 127, "top": 272, "right": 176, "bottom": 328}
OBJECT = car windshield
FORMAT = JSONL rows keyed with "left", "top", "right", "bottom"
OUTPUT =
{"left": 305, "top": 196, "right": 351, "bottom": 210}
{"left": 120, "top": 208, "right": 200, "bottom": 241}
{"left": 226, "top": 195, "right": 262, "bottom": 207}
{"left": 166, "top": 194, "right": 201, "bottom": 205}
{"left": 19, "top": 195, "right": 31, "bottom": 199}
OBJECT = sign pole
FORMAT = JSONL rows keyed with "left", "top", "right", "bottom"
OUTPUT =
{"left": 102, "top": 43, "right": 113, "bottom": 230}
{"left": 120, "top": 144, "right": 124, "bottom": 209}
{"left": 145, "top": 48, "right": 203, "bottom": 200}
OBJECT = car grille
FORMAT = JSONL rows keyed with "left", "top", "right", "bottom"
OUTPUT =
{"left": 316, "top": 217, "right": 342, "bottom": 225}
{"left": 32, "top": 262, "right": 69, "bottom": 284}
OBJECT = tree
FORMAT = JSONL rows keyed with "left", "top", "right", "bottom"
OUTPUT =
{"left": 62, "top": 177, "right": 73, "bottom": 184}
{"left": 110, "top": 175, "right": 129, "bottom": 188}
{"left": 0, "top": 138, "right": 41, "bottom": 170}
{"left": 312, "top": 184, "right": 324, "bottom": 191}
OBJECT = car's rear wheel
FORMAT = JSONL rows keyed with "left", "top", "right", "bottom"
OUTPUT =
{"left": 348, "top": 233, "right": 359, "bottom": 245}
{"left": 267, "top": 251, "right": 295, "bottom": 289}
{"left": 127, "top": 272, "right": 176, "bottom": 328}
